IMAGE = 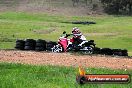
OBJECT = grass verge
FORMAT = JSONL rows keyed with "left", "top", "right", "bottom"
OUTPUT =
{"left": 0, "top": 63, "right": 131, "bottom": 88}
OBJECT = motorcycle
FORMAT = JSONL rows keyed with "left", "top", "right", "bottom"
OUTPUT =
{"left": 51, "top": 31, "right": 95, "bottom": 54}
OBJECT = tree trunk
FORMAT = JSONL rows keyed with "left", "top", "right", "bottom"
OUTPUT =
{"left": 72, "top": 0, "right": 79, "bottom": 6}
{"left": 128, "top": 3, "right": 132, "bottom": 15}
{"left": 84, "top": 0, "right": 88, "bottom": 5}
{"left": 90, "top": 0, "right": 92, "bottom": 3}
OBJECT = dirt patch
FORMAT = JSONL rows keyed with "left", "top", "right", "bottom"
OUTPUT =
{"left": 33, "top": 29, "right": 56, "bottom": 34}
{"left": 0, "top": 50, "right": 132, "bottom": 70}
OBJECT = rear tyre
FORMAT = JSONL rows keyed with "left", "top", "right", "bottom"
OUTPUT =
{"left": 81, "top": 47, "right": 93, "bottom": 55}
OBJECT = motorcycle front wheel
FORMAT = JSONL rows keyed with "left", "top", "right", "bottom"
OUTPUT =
{"left": 51, "top": 44, "right": 63, "bottom": 53}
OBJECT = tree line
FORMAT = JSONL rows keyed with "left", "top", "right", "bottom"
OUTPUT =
{"left": 72, "top": 0, "right": 92, "bottom": 6}
{"left": 71, "top": 0, "right": 132, "bottom": 15}
{"left": 100, "top": 0, "right": 132, "bottom": 15}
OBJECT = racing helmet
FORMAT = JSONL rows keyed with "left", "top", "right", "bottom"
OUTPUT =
{"left": 72, "top": 27, "right": 81, "bottom": 34}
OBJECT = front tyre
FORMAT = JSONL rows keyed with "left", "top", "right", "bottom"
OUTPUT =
{"left": 51, "top": 45, "right": 63, "bottom": 53}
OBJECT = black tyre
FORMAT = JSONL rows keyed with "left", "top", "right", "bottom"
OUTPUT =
{"left": 36, "top": 43, "right": 44, "bottom": 47}
{"left": 35, "top": 47, "right": 45, "bottom": 51}
{"left": 93, "top": 47, "right": 101, "bottom": 54}
{"left": 36, "top": 39, "right": 46, "bottom": 50}
{"left": 106, "top": 48, "right": 113, "bottom": 55}
{"left": 112, "top": 49, "right": 122, "bottom": 56}
{"left": 36, "top": 39, "right": 46, "bottom": 43}
{"left": 25, "top": 39, "right": 36, "bottom": 49}
{"left": 25, "top": 39, "right": 36, "bottom": 44}
{"left": 25, "top": 39, "right": 36, "bottom": 43}
{"left": 15, "top": 46, "right": 25, "bottom": 50}
{"left": 25, "top": 42, "right": 36, "bottom": 46}
{"left": 16, "top": 40, "right": 25, "bottom": 43}
{"left": 24, "top": 46, "right": 35, "bottom": 50}
{"left": 15, "top": 40, "right": 25, "bottom": 50}
{"left": 15, "top": 44, "right": 24, "bottom": 48}
{"left": 100, "top": 48, "right": 107, "bottom": 55}
{"left": 121, "top": 49, "right": 128, "bottom": 56}
{"left": 46, "top": 41, "right": 57, "bottom": 51}
{"left": 16, "top": 42, "right": 24, "bottom": 46}
{"left": 100, "top": 48, "right": 113, "bottom": 55}
{"left": 16, "top": 43, "right": 25, "bottom": 47}
{"left": 51, "top": 41, "right": 57, "bottom": 45}
{"left": 35, "top": 43, "right": 46, "bottom": 51}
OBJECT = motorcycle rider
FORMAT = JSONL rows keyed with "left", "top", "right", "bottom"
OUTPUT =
{"left": 71, "top": 27, "right": 87, "bottom": 47}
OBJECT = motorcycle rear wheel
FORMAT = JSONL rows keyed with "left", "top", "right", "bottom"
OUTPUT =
{"left": 81, "top": 47, "right": 93, "bottom": 55}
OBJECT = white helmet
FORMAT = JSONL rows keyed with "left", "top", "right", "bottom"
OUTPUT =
{"left": 72, "top": 27, "right": 81, "bottom": 34}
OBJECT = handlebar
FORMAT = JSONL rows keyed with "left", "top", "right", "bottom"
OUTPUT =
{"left": 62, "top": 31, "right": 82, "bottom": 38}
{"left": 65, "top": 34, "right": 73, "bottom": 38}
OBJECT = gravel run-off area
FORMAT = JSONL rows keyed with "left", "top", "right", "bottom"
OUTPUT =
{"left": 0, "top": 50, "right": 132, "bottom": 70}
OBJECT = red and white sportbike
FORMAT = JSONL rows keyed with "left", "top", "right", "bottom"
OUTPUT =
{"left": 51, "top": 31, "right": 95, "bottom": 54}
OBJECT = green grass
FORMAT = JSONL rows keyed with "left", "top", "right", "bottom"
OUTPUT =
{"left": 0, "top": 63, "right": 131, "bottom": 88}
{"left": 0, "top": 12, "right": 132, "bottom": 55}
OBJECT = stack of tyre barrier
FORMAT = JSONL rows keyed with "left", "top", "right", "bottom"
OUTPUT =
{"left": 46, "top": 41, "right": 57, "bottom": 51}
{"left": 35, "top": 39, "right": 46, "bottom": 51}
{"left": 93, "top": 47, "right": 128, "bottom": 56}
{"left": 15, "top": 39, "right": 57, "bottom": 51}
{"left": 112, "top": 49, "right": 128, "bottom": 56}
{"left": 24, "top": 39, "right": 36, "bottom": 50}
{"left": 15, "top": 40, "right": 25, "bottom": 50}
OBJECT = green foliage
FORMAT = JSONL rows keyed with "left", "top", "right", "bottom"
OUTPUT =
{"left": 100, "top": 0, "right": 132, "bottom": 15}
{"left": 0, "top": 63, "right": 131, "bottom": 88}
